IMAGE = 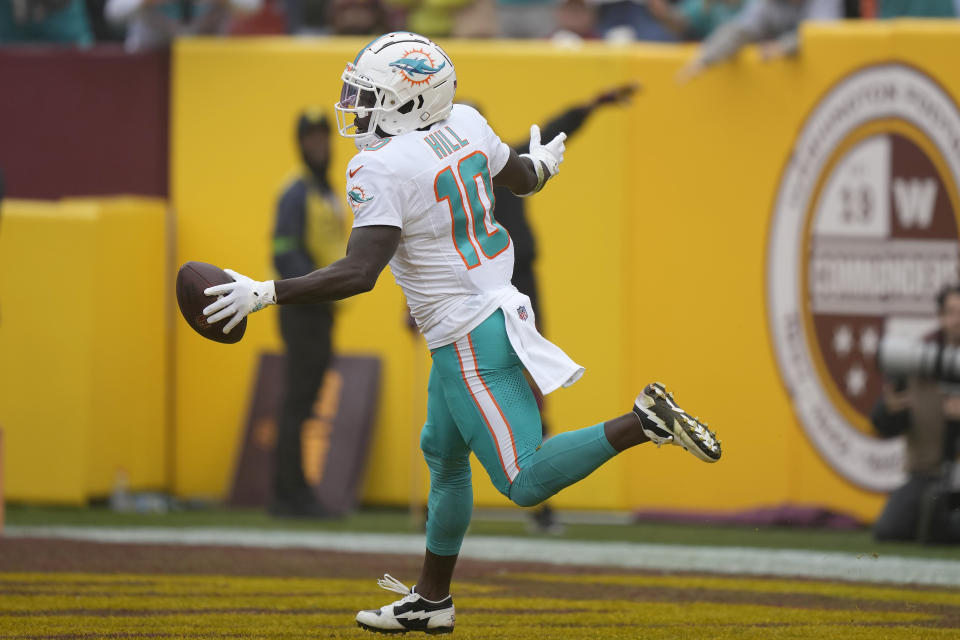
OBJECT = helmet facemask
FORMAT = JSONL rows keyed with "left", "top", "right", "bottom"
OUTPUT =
{"left": 335, "top": 64, "right": 399, "bottom": 142}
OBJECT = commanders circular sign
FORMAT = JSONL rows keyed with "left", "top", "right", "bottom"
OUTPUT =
{"left": 767, "top": 64, "right": 960, "bottom": 491}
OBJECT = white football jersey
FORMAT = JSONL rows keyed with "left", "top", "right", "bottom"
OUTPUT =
{"left": 345, "top": 104, "right": 516, "bottom": 349}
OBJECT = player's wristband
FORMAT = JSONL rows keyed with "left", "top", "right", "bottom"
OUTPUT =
{"left": 251, "top": 280, "right": 277, "bottom": 312}
{"left": 518, "top": 153, "right": 547, "bottom": 197}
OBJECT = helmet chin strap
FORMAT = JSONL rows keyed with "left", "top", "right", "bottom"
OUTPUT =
{"left": 352, "top": 105, "right": 382, "bottom": 150}
{"left": 354, "top": 124, "right": 396, "bottom": 150}
{"left": 354, "top": 132, "right": 378, "bottom": 151}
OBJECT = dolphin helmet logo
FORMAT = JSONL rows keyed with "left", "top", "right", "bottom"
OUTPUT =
{"left": 390, "top": 58, "right": 445, "bottom": 76}
{"left": 389, "top": 48, "right": 446, "bottom": 86}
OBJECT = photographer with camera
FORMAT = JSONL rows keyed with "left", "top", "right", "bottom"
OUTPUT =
{"left": 873, "top": 284, "right": 960, "bottom": 543}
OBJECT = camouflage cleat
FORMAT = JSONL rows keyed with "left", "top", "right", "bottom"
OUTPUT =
{"left": 633, "top": 382, "right": 721, "bottom": 463}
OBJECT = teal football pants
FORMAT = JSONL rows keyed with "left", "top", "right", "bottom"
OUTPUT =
{"left": 420, "top": 310, "right": 617, "bottom": 556}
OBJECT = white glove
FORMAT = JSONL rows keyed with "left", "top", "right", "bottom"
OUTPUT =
{"left": 203, "top": 268, "right": 277, "bottom": 334}
{"left": 519, "top": 124, "right": 566, "bottom": 196}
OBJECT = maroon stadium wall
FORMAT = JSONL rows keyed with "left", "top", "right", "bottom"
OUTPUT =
{"left": 0, "top": 46, "right": 168, "bottom": 199}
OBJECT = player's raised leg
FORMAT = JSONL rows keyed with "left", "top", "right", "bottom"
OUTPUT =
{"left": 436, "top": 310, "right": 721, "bottom": 509}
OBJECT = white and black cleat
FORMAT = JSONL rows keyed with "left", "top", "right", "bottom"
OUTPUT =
{"left": 633, "top": 382, "right": 721, "bottom": 463}
{"left": 356, "top": 574, "right": 455, "bottom": 635}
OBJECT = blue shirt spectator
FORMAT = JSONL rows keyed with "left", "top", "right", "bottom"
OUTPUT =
{"left": 678, "top": 0, "right": 842, "bottom": 81}
{"left": 588, "top": 0, "right": 678, "bottom": 41}
{"left": 879, "top": 0, "right": 958, "bottom": 16}
{"left": 0, "top": 0, "right": 93, "bottom": 45}
{"left": 648, "top": 0, "right": 744, "bottom": 40}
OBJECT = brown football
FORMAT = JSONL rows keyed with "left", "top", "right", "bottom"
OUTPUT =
{"left": 176, "top": 261, "right": 247, "bottom": 344}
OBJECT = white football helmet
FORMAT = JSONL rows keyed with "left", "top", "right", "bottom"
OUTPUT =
{"left": 335, "top": 32, "right": 457, "bottom": 148}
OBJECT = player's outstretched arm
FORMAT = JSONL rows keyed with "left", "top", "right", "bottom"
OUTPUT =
{"left": 493, "top": 124, "right": 565, "bottom": 197}
{"left": 202, "top": 225, "right": 400, "bottom": 334}
{"left": 276, "top": 224, "right": 400, "bottom": 304}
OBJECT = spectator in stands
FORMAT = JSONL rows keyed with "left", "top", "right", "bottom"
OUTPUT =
{"left": 451, "top": 0, "right": 498, "bottom": 38}
{"left": 329, "top": 0, "right": 387, "bottom": 34}
{"left": 876, "top": 0, "right": 958, "bottom": 17}
{"left": 381, "top": 0, "right": 471, "bottom": 37}
{"left": 105, "top": 0, "right": 262, "bottom": 52}
{"left": 553, "top": 0, "right": 597, "bottom": 40}
{"left": 224, "top": 0, "right": 288, "bottom": 35}
{"left": 269, "top": 109, "right": 347, "bottom": 518}
{"left": 0, "top": 0, "right": 93, "bottom": 45}
{"left": 282, "top": 0, "right": 326, "bottom": 33}
{"left": 497, "top": 0, "right": 558, "bottom": 38}
{"left": 647, "top": 0, "right": 744, "bottom": 40}
{"left": 870, "top": 285, "right": 960, "bottom": 544}
{"left": 83, "top": 0, "right": 128, "bottom": 41}
{"left": 677, "top": 0, "right": 841, "bottom": 81}
{"left": 588, "top": 0, "right": 678, "bottom": 42}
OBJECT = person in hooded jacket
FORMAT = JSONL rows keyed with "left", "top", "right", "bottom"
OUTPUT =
{"left": 270, "top": 109, "right": 348, "bottom": 517}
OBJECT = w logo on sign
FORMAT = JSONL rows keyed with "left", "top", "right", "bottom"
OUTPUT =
{"left": 893, "top": 178, "right": 937, "bottom": 228}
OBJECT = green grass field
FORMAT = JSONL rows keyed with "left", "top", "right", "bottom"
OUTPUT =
{"left": 8, "top": 504, "right": 960, "bottom": 560}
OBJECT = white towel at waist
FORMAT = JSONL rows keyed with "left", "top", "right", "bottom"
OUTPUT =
{"left": 499, "top": 290, "right": 584, "bottom": 395}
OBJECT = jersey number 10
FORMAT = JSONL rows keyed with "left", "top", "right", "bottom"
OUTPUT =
{"left": 435, "top": 151, "right": 510, "bottom": 269}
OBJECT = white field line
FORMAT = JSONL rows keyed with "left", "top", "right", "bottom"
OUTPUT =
{"left": 5, "top": 525, "right": 960, "bottom": 588}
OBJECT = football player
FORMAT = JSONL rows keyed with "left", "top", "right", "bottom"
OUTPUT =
{"left": 203, "top": 32, "right": 722, "bottom": 635}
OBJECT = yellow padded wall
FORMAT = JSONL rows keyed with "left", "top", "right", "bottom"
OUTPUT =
{"left": 78, "top": 198, "right": 170, "bottom": 496}
{"left": 171, "top": 24, "right": 960, "bottom": 520}
{"left": 0, "top": 201, "right": 96, "bottom": 504}
{"left": 0, "top": 198, "right": 169, "bottom": 503}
